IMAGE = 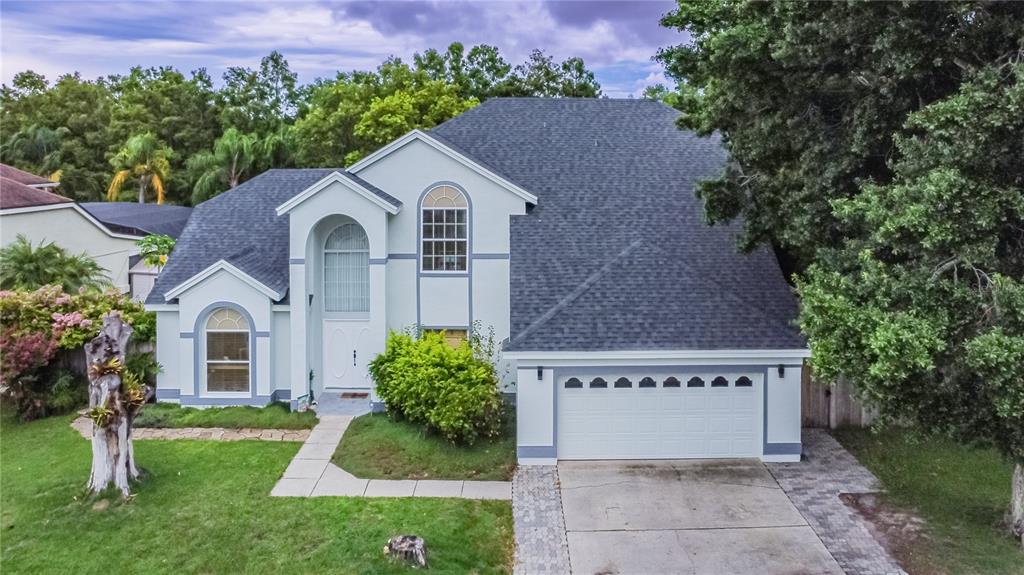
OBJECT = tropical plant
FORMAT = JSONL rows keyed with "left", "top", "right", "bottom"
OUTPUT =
{"left": 0, "top": 123, "right": 67, "bottom": 177}
{"left": 186, "top": 128, "right": 258, "bottom": 203}
{"left": 107, "top": 132, "right": 172, "bottom": 204}
{"left": 136, "top": 234, "right": 175, "bottom": 268}
{"left": 0, "top": 235, "right": 109, "bottom": 291}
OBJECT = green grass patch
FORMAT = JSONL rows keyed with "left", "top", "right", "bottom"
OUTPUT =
{"left": 0, "top": 411, "right": 512, "bottom": 574}
{"left": 133, "top": 401, "right": 318, "bottom": 430}
{"left": 834, "top": 428, "right": 1022, "bottom": 575}
{"left": 333, "top": 413, "right": 516, "bottom": 481}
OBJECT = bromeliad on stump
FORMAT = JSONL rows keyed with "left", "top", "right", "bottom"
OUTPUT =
{"left": 84, "top": 313, "right": 153, "bottom": 496}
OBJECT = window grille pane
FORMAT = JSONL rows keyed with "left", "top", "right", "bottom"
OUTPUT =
{"left": 207, "top": 363, "right": 249, "bottom": 392}
{"left": 207, "top": 332, "right": 248, "bottom": 361}
{"left": 324, "top": 223, "right": 370, "bottom": 313}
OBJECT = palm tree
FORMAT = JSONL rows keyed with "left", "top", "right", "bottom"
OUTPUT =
{"left": 186, "top": 128, "right": 258, "bottom": 204}
{"left": 0, "top": 235, "right": 109, "bottom": 291}
{"left": 1, "top": 124, "right": 67, "bottom": 177}
{"left": 107, "top": 133, "right": 172, "bottom": 204}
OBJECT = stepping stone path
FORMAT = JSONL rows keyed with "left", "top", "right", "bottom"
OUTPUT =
{"left": 270, "top": 414, "right": 512, "bottom": 500}
{"left": 70, "top": 416, "right": 310, "bottom": 442}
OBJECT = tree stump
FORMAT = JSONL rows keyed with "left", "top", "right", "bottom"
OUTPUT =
{"left": 84, "top": 313, "right": 153, "bottom": 496}
{"left": 383, "top": 535, "right": 428, "bottom": 568}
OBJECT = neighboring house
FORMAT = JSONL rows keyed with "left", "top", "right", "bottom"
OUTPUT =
{"left": 147, "top": 99, "right": 808, "bottom": 464}
{"left": 80, "top": 202, "right": 192, "bottom": 300}
{"left": 0, "top": 164, "right": 192, "bottom": 300}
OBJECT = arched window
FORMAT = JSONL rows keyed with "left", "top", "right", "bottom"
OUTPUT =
{"left": 589, "top": 377, "right": 608, "bottom": 389}
{"left": 711, "top": 376, "right": 730, "bottom": 388}
{"left": 324, "top": 222, "right": 369, "bottom": 313}
{"left": 687, "top": 376, "right": 705, "bottom": 388}
{"left": 205, "top": 308, "right": 249, "bottom": 393}
{"left": 639, "top": 377, "right": 657, "bottom": 388}
{"left": 663, "top": 377, "right": 681, "bottom": 388}
{"left": 735, "top": 376, "right": 753, "bottom": 388}
{"left": 564, "top": 377, "right": 583, "bottom": 389}
{"left": 422, "top": 185, "right": 468, "bottom": 272}
{"left": 614, "top": 377, "right": 632, "bottom": 388}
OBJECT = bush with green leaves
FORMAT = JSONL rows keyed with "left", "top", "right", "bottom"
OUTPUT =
{"left": 369, "top": 330, "right": 503, "bottom": 445}
{"left": 0, "top": 235, "right": 109, "bottom": 291}
{"left": 136, "top": 234, "right": 175, "bottom": 268}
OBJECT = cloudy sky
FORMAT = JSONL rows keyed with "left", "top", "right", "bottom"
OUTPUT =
{"left": 0, "top": 1, "right": 685, "bottom": 97}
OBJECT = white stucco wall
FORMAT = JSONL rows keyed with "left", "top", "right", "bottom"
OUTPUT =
{"left": 154, "top": 310, "right": 180, "bottom": 399}
{"left": 0, "top": 206, "right": 141, "bottom": 291}
{"left": 161, "top": 269, "right": 273, "bottom": 404}
{"left": 765, "top": 362, "right": 802, "bottom": 445}
{"left": 271, "top": 309, "right": 291, "bottom": 396}
{"left": 355, "top": 138, "right": 527, "bottom": 336}
{"left": 285, "top": 180, "right": 389, "bottom": 400}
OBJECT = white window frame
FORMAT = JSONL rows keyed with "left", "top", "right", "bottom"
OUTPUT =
{"left": 421, "top": 185, "right": 469, "bottom": 273}
{"left": 323, "top": 222, "right": 370, "bottom": 318}
{"left": 203, "top": 308, "right": 251, "bottom": 397}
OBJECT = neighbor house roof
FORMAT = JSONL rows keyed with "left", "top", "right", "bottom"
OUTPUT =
{"left": 430, "top": 98, "right": 804, "bottom": 351}
{"left": 0, "top": 164, "right": 56, "bottom": 187}
{"left": 0, "top": 177, "right": 73, "bottom": 210}
{"left": 80, "top": 202, "right": 193, "bottom": 238}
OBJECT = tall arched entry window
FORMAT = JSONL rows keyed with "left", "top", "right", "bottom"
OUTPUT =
{"left": 323, "top": 221, "right": 370, "bottom": 313}
{"left": 421, "top": 185, "right": 468, "bottom": 272}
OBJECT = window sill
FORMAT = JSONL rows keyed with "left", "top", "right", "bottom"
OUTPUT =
{"left": 420, "top": 271, "right": 469, "bottom": 277}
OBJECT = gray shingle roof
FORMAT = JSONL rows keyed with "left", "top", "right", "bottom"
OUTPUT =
{"left": 80, "top": 202, "right": 193, "bottom": 238}
{"left": 431, "top": 98, "right": 804, "bottom": 351}
{"left": 151, "top": 98, "right": 804, "bottom": 352}
{"left": 148, "top": 169, "right": 336, "bottom": 304}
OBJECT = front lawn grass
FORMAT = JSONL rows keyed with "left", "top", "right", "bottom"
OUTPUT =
{"left": 333, "top": 413, "right": 516, "bottom": 481}
{"left": 0, "top": 411, "right": 513, "bottom": 574}
{"left": 834, "top": 428, "right": 1022, "bottom": 575}
{"left": 133, "top": 401, "right": 318, "bottom": 429}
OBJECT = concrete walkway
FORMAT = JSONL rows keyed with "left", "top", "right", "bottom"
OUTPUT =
{"left": 270, "top": 413, "right": 512, "bottom": 500}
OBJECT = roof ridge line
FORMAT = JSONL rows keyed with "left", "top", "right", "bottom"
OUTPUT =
{"left": 508, "top": 238, "right": 648, "bottom": 347}
{"left": 668, "top": 249, "right": 799, "bottom": 332}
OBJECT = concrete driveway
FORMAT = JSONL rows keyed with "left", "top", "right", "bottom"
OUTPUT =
{"left": 558, "top": 459, "right": 843, "bottom": 575}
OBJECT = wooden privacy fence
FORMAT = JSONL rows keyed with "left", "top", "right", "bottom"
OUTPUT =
{"left": 53, "top": 341, "right": 155, "bottom": 380}
{"left": 801, "top": 364, "right": 877, "bottom": 428}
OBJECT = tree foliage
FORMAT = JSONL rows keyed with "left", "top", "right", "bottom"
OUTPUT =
{"left": 1, "top": 44, "right": 600, "bottom": 205}
{"left": 0, "top": 235, "right": 109, "bottom": 292}
{"left": 658, "top": 0, "right": 1024, "bottom": 538}
{"left": 657, "top": 1, "right": 1023, "bottom": 268}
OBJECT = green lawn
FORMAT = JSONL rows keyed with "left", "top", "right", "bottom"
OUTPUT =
{"left": 133, "top": 401, "right": 318, "bottom": 430}
{"left": 333, "top": 414, "right": 516, "bottom": 481}
{"left": 0, "top": 411, "right": 513, "bottom": 574}
{"left": 834, "top": 428, "right": 1022, "bottom": 575}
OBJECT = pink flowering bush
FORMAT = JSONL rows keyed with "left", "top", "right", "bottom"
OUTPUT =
{"left": 0, "top": 285, "right": 155, "bottom": 420}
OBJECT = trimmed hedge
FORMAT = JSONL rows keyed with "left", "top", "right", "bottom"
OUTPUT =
{"left": 369, "top": 331, "right": 503, "bottom": 445}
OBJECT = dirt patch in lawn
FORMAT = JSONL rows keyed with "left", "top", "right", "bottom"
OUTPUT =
{"left": 841, "top": 492, "right": 939, "bottom": 575}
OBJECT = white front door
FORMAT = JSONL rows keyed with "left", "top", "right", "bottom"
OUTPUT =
{"left": 322, "top": 320, "right": 372, "bottom": 390}
{"left": 557, "top": 370, "right": 762, "bottom": 459}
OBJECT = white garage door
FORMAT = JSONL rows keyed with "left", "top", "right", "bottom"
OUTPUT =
{"left": 557, "top": 370, "right": 762, "bottom": 459}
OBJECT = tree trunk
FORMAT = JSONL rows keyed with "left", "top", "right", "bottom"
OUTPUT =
{"left": 1012, "top": 463, "right": 1023, "bottom": 547}
{"left": 84, "top": 314, "right": 152, "bottom": 496}
{"left": 138, "top": 175, "right": 146, "bottom": 203}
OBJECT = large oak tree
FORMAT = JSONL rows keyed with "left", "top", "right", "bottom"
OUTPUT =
{"left": 658, "top": 0, "right": 1024, "bottom": 543}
